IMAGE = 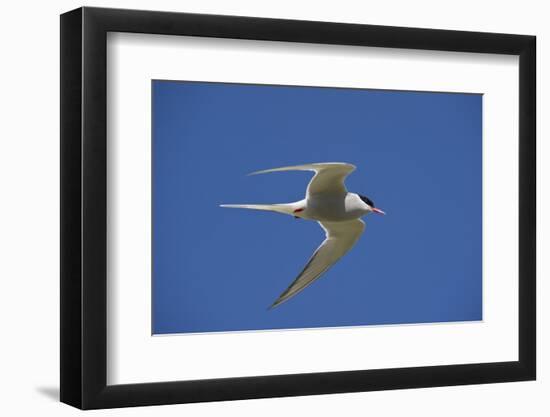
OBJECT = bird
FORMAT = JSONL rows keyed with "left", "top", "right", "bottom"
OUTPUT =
{"left": 220, "top": 163, "right": 385, "bottom": 308}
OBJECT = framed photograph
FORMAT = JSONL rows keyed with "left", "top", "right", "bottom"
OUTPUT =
{"left": 60, "top": 6, "right": 536, "bottom": 409}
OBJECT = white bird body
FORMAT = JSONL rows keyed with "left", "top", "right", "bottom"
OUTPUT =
{"left": 221, "top": 162, "right": 384, "bottom": 308}
{"left": 298, "top": 192, "right": 371, "bottom": 221}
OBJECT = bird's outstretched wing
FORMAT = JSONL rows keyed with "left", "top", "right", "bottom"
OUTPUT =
{"left": 250, "top": 163, "right": 356, "bottom": 196}
{"left": 270, "top": 219, "right": 365, "bottom": 308}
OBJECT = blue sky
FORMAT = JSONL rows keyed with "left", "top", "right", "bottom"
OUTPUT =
{"left": 152, "top": 80, "right": 482, "bottom": 334}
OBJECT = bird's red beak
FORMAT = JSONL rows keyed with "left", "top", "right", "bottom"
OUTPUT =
{"left": 372, "top": 208, "right": 386, "bottom": 215}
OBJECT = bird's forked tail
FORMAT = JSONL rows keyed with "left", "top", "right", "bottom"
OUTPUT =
{"left": 220, "top": 203, "right": 297, "bottom": 216}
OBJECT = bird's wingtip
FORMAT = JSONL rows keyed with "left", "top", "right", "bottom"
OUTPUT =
{"left": 268, "top": 297, "right": 286, "bottom": 310}
{"left": 247, "top": 169, "right": 266, "bottom": 176}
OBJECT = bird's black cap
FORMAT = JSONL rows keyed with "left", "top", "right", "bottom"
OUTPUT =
{"left": 359, "top": 195, "right": 375, "bottom": 208}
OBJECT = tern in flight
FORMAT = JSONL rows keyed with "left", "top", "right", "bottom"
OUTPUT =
{"left": 221, "top": 163, "right": 385, "bottom": 308}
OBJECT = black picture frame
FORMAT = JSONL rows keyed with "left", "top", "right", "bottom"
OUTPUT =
{"left": 60, "top": 6, "right": 536, "bottom": 410}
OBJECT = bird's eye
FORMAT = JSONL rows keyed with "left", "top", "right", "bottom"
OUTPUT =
{"left": 359, "top": 195, "right": 375, "bottom": 207}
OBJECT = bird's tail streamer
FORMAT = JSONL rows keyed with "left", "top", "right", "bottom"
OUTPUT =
{"left": 220, "top": 203, "right": 295, "bottom": 216}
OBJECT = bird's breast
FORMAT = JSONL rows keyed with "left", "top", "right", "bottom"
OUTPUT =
{"left": 305, "top": 193, "right": 359, "bottom": 221}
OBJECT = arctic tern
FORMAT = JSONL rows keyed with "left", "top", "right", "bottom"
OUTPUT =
{"left": 221, "top": 163, "right": 385, "bottom": 308}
